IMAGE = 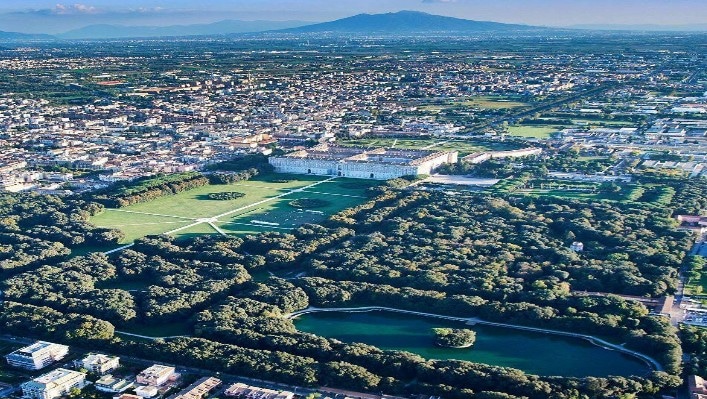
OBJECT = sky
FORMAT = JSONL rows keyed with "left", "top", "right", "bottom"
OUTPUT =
{"left": 0, "top": 0, "right": 706, "bottom": 34}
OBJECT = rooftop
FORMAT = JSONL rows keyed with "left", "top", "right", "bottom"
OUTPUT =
{"left": 279, "top": 144, "right": 450, "bottom": 166}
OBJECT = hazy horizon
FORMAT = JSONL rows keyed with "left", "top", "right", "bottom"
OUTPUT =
{"left": 0, "top": 0, "right": 706, "bottom": 34}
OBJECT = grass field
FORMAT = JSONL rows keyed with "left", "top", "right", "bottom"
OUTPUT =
{"left": 513, "top": 181, "right": 649, "bottom": 203}
{"left": 507, "top": 125, "right": 562, "bottom": 139}
{"left": 91, "top": 174, "right": 377, "bottom": 243}
{"left": 685, "top": 276, "right": 707, "bottom": 296}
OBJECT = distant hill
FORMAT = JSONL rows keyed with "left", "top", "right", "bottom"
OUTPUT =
{"left": 59, "top": 20, "right": 311, "bottom": 39}
{"left": 279, "top": 11, "right": 540, "bottom": 34}
{"left": 0, "top": 30, "right": 54, "bottom": 40}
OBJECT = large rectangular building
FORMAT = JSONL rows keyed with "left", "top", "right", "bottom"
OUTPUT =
{"left": 166, "top": 377, "right": 221, "bottom": 399}
{"left": 21, "top": 368, "right": 86, "bottom": 399}
{"left": 269, "top": 144, "right": 458, "bottom": 180}
{"left": 5, "top": 341, "right": 69, "bottom": 370}
{"left": 136, "top": 364, "right": 176, "bottom": 387}
{"left": 76, "top": 353, "right": 120, "bottom": 375}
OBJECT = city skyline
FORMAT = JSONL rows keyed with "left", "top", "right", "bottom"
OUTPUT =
{"left": 0, "top": 0, "right": 706, "bottom": 34}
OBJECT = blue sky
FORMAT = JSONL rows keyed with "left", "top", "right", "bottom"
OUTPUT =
{"left": 1, "top": 0, "right": 706, "bottom": 33}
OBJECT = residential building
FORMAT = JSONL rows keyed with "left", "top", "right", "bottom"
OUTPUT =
{"left": 688, "top": 375, "right": 707, "bottom": 399}
{"left": 224, "top": 383, "right": 294, "bottom": 399}
{"left": 21, "top": 368, "right": 86, "bottom": 399}
{"left": 5, "top": 341, "right": 69, "bottom": 370}
{"left": 134, "top": 385, "right": 160, "bottom": 398}
{"left": 76, "top": 353, "right": 120, "bottom": 375}
{"left": 166, "top": 377, "right": 221, "bottom": 399}
{"left": 95, "top": 375, "right": 134, "bottom": 393}
{"left": 136, "top": 364, "right": 176, "bottom": 387}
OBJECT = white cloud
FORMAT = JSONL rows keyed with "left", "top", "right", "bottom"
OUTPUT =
{"left": 53, "top": 3, "right": 100, "bottom": 14}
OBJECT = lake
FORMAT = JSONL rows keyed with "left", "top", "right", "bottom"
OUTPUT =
{"left": 293, "top": 310, "right": 652, "bottom": 377}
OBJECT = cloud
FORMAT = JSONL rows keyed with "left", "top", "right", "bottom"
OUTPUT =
{"left": 53, "top": 3, "right": 100, "bottom": 14}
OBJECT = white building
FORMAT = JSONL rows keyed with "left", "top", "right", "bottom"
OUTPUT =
{"left": 21, "top": 368, "right": 86, "bottom": 399}
{"left": 136, "top": 364, "right": 176, "bottom": 387}
{"left": 134, "top": 385, "right": 160, "bottom": 398}
{"left": 224, "top": 383, "right": 294, "bottom": 399}
{"left": 95, "top": 375, "right": 133, "bottom": 393}
{"left": 269, "top": 144, "right": 458, "bottom": 180}
{"left": 5, "top": 341, "right": 69, "bottom": 370}
{"left": 76, "top": 353, "right": 120, "bottom": 375}
{"left": 166, "top": 377, "right": 221, "bottom": 399}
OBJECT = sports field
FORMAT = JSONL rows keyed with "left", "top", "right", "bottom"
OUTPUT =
{"left": 507, "top": 125, "right": 562, "bottom": 139}
{"left": 91, "top": 174, "right": 378, "bottom": 243}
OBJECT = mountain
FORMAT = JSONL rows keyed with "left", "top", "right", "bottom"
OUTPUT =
{"left": 279, "top": 11, "right": 540, "bottom": 34}
{"left": 59, "top": 20, "right": 311, "bottom": 39}
{"left": 0, "top": 30, "right": 54, "bottom": 40}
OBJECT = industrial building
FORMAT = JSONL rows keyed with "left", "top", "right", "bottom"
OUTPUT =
{"left": 269, "top": 144, "right": 458, "bottom": 180}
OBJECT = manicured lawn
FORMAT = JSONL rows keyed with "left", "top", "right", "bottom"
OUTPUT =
{"left": 172, "top": 222, "right": 221, "bottom": 240}
{"left": 217, "top": 190, "right": 363, "bottom": 236}
{"left": 686, "top": 274, "right": 707, "bottom": 296}
{"left": 507, "top": 125, "right": 562, "bottom": 139}
{"left": 91, "top": 211, "right": 193, "bottom": 243}
{"left": 91, "top": 174, "right": 378, "bottom": 242}
{"left": 104, "top": 175, "right": 322, "bottom": 219}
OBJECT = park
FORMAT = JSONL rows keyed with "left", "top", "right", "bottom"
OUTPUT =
{"left": 90, "top": 173, "right": 379, "bottom": 243}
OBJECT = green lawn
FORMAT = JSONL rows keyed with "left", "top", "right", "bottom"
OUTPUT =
{"left": 686, "top": 274, "right": 707, "bottom": 296}
{"left": 91, "top": 211, "right": 194, "bottom": 243}
{"left": 91, "top": 174, "right": 377, "bottom": 242}
{"left": 507, "top": 125, "right": 562, "bottom": 139}
{"left": 103, "top": 174, "right": 323, "bottom": 219}
{"left": 216, "top": 187, "right": 366, "bottom": 236}
{"left": 173, "top": 223, "right": 221, "bottom": 240}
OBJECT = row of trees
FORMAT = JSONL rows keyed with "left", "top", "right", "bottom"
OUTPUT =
{"left": 208, "top": 168, "right": 260, "bottom": 185}
{"left": 91, "top": 172, "right": 210, "bottom": 208}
